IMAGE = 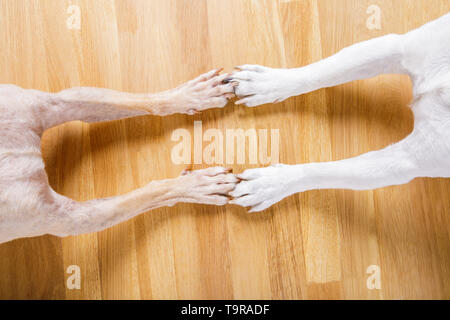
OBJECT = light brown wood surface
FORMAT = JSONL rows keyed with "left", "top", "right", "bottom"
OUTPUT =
{"left": 0, "top": 0, "right": 448, "bottom": 299}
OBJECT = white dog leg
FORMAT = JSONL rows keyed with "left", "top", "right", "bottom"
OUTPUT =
{"left": 228, "top": 34, "right": 407, "bottom": 106}
{"left": 230, "top": 134, "right": 423, "bottom": 212}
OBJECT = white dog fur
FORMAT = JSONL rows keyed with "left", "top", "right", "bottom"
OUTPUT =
{"left": 229, "top": 13, "right": 450, "bottom": 212}
{"left": 0, "top": 70, "right": 238, "bottom": 244}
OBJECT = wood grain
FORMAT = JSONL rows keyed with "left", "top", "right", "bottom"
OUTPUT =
{"left": 0, "top": 0, "right": 448, "bottom": 299}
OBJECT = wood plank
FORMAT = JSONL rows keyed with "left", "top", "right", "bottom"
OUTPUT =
{"left": 0, "top": 0, "right": 448, "bottom": 299}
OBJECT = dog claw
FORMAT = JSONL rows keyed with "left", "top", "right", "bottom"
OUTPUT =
{"left": 187, "top": 108, "right": 200, "bottom": 115}
{"left": 181, "top": 169, "right": 192, "bottom": 175}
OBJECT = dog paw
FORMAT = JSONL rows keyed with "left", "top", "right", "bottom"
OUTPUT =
{"left": 225, "top": 65, "right": 299, "bottom": 107}
{"left": 168, "top": 69, "right": 237, "bottom": 115}
{"left": 177, "top": 166, "right": 238, "bottom": 206}
{"left": 229, "top": 164, "right": 295, "bottom": 212}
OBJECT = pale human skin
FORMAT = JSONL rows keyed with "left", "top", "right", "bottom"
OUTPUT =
{"left": 0, "top": 69, "right": 238, "bottom": 244}
{"left": 229, "top": 13, "right": 450, "bottom": 212}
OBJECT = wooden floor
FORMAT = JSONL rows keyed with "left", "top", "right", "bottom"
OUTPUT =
{"left": 0, "top": 0, "right": 449, "bottom": 299}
